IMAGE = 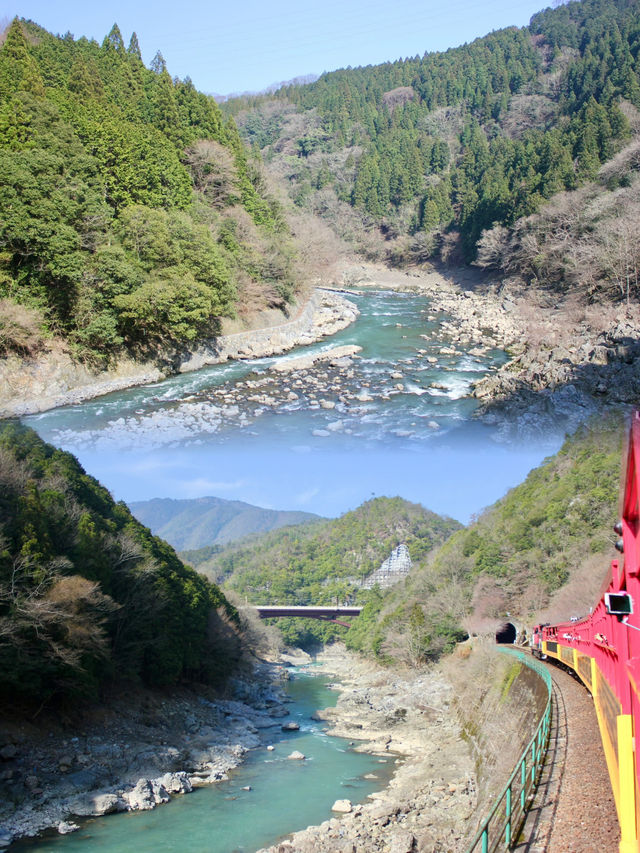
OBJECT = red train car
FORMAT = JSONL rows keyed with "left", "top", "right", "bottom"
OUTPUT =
{"left": 536, "top": 412, "right": 640, "bottom": 852}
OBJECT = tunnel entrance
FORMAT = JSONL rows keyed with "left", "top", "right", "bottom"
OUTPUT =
{"left": 496, "top": 622, "right": 517, "bottom": 644}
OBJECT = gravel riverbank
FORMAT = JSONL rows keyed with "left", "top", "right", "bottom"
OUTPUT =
{"left": 0, "top": 643, "right": 551, "bottom": 852}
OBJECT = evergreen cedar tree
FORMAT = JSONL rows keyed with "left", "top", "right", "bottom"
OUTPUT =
{"left": 229, "top": 0, "right": 638, "bottom": 263}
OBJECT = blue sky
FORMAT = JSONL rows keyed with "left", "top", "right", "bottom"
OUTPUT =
{"left": 67, "top": 440, "right": 557, "bottom": 524}
{"left": 8, "top": 0, "right": 549, "bottom": 95}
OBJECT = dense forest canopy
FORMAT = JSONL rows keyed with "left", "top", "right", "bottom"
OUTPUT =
{"left": 0, "top": 423, "right": 242, "bottom": 712}
{"left": 228, "top": 0, "right": 640, "bottom": 292}
{"left": 0, "top": 18, "right": 296, "bottom": 363}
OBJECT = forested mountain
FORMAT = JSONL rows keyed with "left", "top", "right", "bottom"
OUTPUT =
{"left": 129, "top": 495, "right": 320, "bottom": 551}
{"left": 0, "top": 19, "right": 296, "bottom": 364}
{"left": 206, "top": 417, "right": 623, "bottom": 664}
{"left": 228, "top": 0, "right": 640, "bottom": 292}
{"left": 0, "top": 423, "right": 242, "bottom": 712}
{"left": 196, "top": 497, "right": 462, "bottom": 648}
{"left": 347, "top": 415, "right": 624, "bottom": 663}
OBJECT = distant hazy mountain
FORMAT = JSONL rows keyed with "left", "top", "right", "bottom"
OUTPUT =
{"left": 128, "top": 496, "right": 321, "bottom": 551}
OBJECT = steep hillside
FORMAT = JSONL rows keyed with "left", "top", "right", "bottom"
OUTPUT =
{"left": 228, "top": 0, "right": 640, "bottom": 289}
{"left": 0, "top": 423, "right": 242, "bottom": 712}
{"left": 346, "top": 414, "right": 624, "bottom": 663}
{"left": 129, "top": 496, "right": 321, "bottom": 551}
{"left": 199, "top": 496, "right": 462, "bottom": 648}
{"left": 0, "top": 19, "right": 297, "bottom": 365}
{"left": 475, "top": 128, "right": 640, "bottom": 303}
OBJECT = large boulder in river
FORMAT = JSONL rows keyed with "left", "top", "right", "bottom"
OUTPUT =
{"left": 331, "top": 799, "right": 352, "bottom": 813}
{"left": 69, "top": 791, "right": 126, "bottom": 817}
{"left": 156, "top": 771, "right": 192, "bottom": 794}
{"left": 125, "top": 778, "right": 170, "bottom": 811}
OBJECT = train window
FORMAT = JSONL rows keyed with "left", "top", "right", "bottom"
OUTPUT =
{"left": 605, "top": 592, "right": 633, "bottom": 616}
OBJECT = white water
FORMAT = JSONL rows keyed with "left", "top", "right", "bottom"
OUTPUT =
{"left": 22, "top": 290, "right": 563, "bottom": 522}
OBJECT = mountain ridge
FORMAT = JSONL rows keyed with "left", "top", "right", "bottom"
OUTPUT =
{"left": 129, "top": 495, "right": 322, "bottom": 551}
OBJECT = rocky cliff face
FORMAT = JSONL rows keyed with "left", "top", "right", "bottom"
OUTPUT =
{"left": 473, "top": 310, "right": 640, "bottom": 439}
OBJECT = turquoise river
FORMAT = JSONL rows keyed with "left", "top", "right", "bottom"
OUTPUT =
{"left": 22, "top": 288, "right": 563, "bottom": 523}
{"left": 10, "top": 671, "right": 396, "bottom": 853}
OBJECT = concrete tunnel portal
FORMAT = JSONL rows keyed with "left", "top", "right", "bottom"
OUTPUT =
{"left": 495, "top": 622, "right": 517, "bottom": 644}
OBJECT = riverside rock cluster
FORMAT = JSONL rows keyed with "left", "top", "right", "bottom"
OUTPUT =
{"left": 472, "top": 307, "right": 640, "bottom": 440}
{"left": 0, "top": 666, "right": 292, "bottom": 846}
{"left": 339, "top": 263, "right": 640, "bottom": 440}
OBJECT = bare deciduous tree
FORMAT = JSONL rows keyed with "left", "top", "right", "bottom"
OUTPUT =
{"left": 0, "top": 557, "right": 118, "bottom": 673}
{"left": 184, "top": 140, "right": 238, "bottom": 208}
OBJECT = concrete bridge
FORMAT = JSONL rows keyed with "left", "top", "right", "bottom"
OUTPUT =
{"left": 248, "top": 605, "right": 362, "bottom": 628}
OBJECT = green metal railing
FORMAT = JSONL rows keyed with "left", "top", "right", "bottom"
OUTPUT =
{"left": 466, "top": 648, "right": 553, "bottom": 853}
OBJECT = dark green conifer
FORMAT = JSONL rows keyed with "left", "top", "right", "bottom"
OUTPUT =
{"left": 127, "top": 31, "right": 142, "bottom": 61}
{"left": 0, "top": 19, "right": 45, "bottom": 98}
{"left": 102, "top": 23, "right": 125, "bottom": 54}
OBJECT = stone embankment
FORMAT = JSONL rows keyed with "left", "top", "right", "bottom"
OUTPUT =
{"left": 0, "top": 664, "right": 291, "bottom": 847}
{"left": 337, "top": 262, "right": 640, "bottom": 438}
{"left": 0, "top": 289, "right": 358, "bottom": 419}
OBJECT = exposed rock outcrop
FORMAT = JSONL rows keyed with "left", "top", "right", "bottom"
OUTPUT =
{"left": 337, "top": 262, "right": 640, "bottom": 439}
{"left": 0, "top": 666, "right": 290, "bottom": 844}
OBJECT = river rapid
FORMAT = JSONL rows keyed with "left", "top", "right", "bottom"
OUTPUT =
{"left": 22, "top": 288, "right": 562, "bottom": 522}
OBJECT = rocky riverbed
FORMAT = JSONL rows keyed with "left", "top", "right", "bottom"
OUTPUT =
{"left": 0, "top": 641, "right": 549, "bottom": 853}
{"left": 0, "top": 289, "right": 358, "bottom": 419}
{"left": 4, "top": 258, "right": 639, "bottom": 436}
{"left": 0, "top": 663, "right": 293, "bottom": 848}
{"left": 258, "top": 646, "right": 478, "bottom": 853}
{"left": 336, "top": 262, "right": 640, "bottom": 440}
